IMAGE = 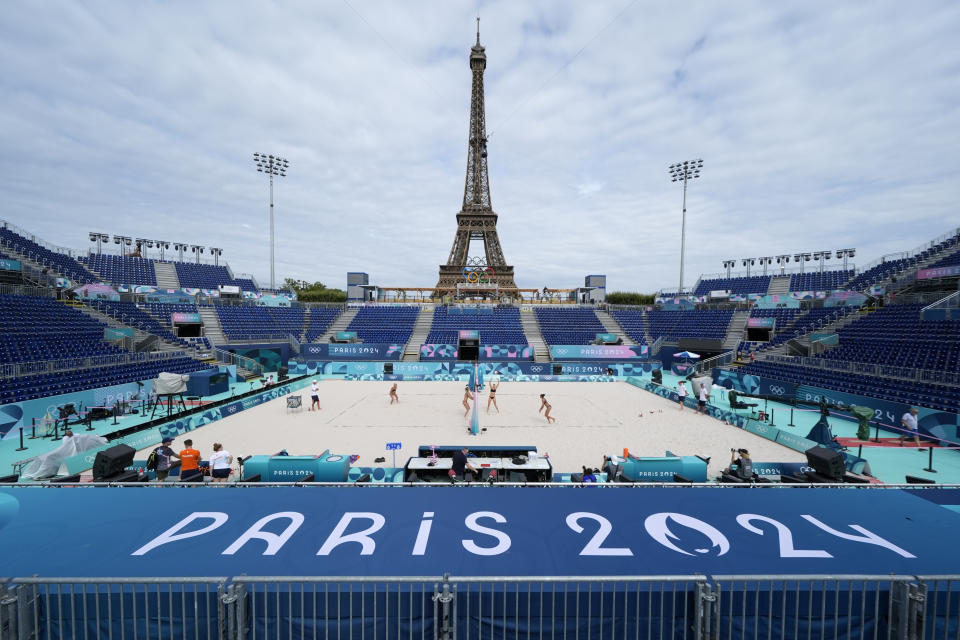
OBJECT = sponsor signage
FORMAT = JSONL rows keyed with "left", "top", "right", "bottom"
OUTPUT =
{"left": 458, "top": 330, "right": 480, "bottom": 340}
{"left": 550, "top": 345, "right": 649, "bottom": 361}
{"left": 712, "top": 369, "right": 796, "bottom": 398}
{"left": 917, "top": 265, "right": 960, "bottom": 280}
{"left": 746, "top": 317, "right": 776, "bottom": 328}
{"left": 0, "top": 258, "right": 21, "bottom": 272}
{"left": 0, "top": 487, "right": 951, "bottom": 577}
{"left": 336, "top": 331, "right": 358, "bottom": 341}
{"left": 301, "top": 343, "right": 403, "bottom": 361}
{"left": 171, "top": 312, "right": 203, "bottom": 324}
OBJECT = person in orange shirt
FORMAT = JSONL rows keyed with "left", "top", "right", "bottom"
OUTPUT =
{"left": 179, "top": 439, "right": 202, "bottom": 481}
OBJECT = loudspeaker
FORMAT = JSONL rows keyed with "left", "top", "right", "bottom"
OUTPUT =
{"left": 383, "top": 363, "right": 394, "bottom": 375}
{"left": 104, "top": 470, "right": 140, "bottom": 483}
{"left": 0, "top": 474, "right": 19, "bottom": 483}
{"left": 805, "top": 446, "right": 845, "bottom": 481}
{"left": 355, "top": 473, "right": 371, "bottom": 484}
{"left": 651, "top": 369, "right": 663, "bottom": 384}
{"left": 673, "top": 474, "right": 694, "bottom": 483}
{"left": 51, "top": 474, "right": 81, "bottom": 484}
{"left": 277, "top": 366, "right": 289, "bottom": 382}
{"left": 93, "top": 444, "right": 136, "bottom": 480}
{"left": 297, "top": 474, "right": 315, "bottom": 483}
{"left": 905, "top": 474, "right": 936, "bottom": 485}
{"left": 241, "top": 474, "right": 261, "bottom": 483}
{"left": 552, "top": 364, "right": 563, "bottom": 375}
{"left": 87, "top": 407, "right": 112, "bottom": 422}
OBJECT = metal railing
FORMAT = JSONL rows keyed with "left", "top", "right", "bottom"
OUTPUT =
{"left": 697, "top": 263, "right": 857, "bottom": 280}
{"left": 213, "top": 347, "right": 265, "bottom": 378}
{"left": 0, "top": 573, "right": 947, "bottom": 639}
{"left": 0, "top": 349, "right": 189, "bottom": 379}
{"left": 287, "top": 333, "right": 301, "bottom": 356}
{"left": 649, "top": 335, "right": 663, "bottom": 356}
{"left": 855, "top": 226, "right": 960, "bottom": 277}
{"left": 0, "top": 283, "right": 57, "bottom": 298}
{"left": 697, "top": 349, "right": 736, "bottom": 373}
{"left": 758, "top": 353, "right": 960, "bottom": 386}
{"left": 0, "top": 218, "right": 78, "bottom": 257}
{"left": 921, "top": 290, "right": 960, "bottom": 313}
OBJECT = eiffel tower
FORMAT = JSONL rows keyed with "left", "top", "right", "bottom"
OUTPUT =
{"left": 436, "top": 21, "right": 517, "bottom": 293}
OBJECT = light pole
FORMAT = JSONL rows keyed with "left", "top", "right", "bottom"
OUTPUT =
{"left": 837, "top": 248, "right": 855, "bottom": 272}
{"left": 776, "top": 255, "right": 791, "bottom": 275}
{"left": 741, "top": 257, "right": 755, "bottom": 278}
{"left": 89, "top": 232, "right": 109, "bottom": 254}
{"left": 722, "top": 259, "right": 736, "bottom": 278}
{"left": 173, "top": 243, "right": 188, "bottom": 263}
{"left": 758, "top": 256, "right": 773, "bottom": 276}
{"left": 190, "top": 245, "right": 205, "bottom": 264}
{"left": 253, "top": 153, "right": 290, "bottom": 290}
{"left": 209, "top": 247, "right": 223, "bottom": 266}
{"left": 156, "top": 241, "right": 170, "bottom": 261}
{"left": 668, "top": 159, "right": 703, "bottom": 294}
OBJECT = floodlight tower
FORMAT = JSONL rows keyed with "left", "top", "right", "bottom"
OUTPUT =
{"left": 253, "top": 153, "right": 290, "bottom": 290}
{"left": 758, "top": 256, "right": 773, "bottom": 276}
{"left": 722, "top": 259, "right": 736, "bottom": 278}
{"left": 668, "top": 159, "right": 703, "bottom": 294}
{"left": 776, "top": 255, "right": 791, "bottom": 275}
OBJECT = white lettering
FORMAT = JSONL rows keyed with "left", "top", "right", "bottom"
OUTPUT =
{"left": 736, "top": 514, "right": 831, "bottom": 558}
{"left": 222, "top": 511, "right": 304, "bottom": 556}
{"left": 644, "top": 513, "right": 730, "bottom": 556}
{"left": 412, "top": 511, "right": 434, "bottom": 556}
{"left": 317, "top": 512, "right": 385, "bottom": 556}
{"left": 801, "top": 515, "right": 915, "bottom": 558}
{"left": 462, "top": 511, "right": 511, "bottom": 556}
{"left": 566, "top": 512, "right": 632, "bottom": 556}
{"left": 132, "top": 512, "right": 228, "bottom": 556}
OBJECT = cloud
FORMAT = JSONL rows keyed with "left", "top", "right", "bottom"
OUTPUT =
{"left": 0, "top": 1, "right": 958, "bottom": 293}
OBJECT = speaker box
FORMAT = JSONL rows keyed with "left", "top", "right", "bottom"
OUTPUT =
{"left": 297, "top": 474, "right": 315, "bottom": 483}
{"left": 805, "top": 446, "right": 845, "bottom": 481}
{"left": 673, "top": 474, "right": 694, "bottom": 483}
{"left": 241, "top": 474, "right": 261, "bottom": 483}
{"left": 93, "top": 443, "right": 136, "bottom": 480}
{"left": 51, "top": 474, "right": 81, "bottom": 484}
{"left": 552, "top": 364, "right": 563, "bottom": 375}
{"left": 104, "top": 470, "right": 140, "bottom": 483}
{"left": 277, "top": 366, "right": 289, "bottom": 381}
{"left": 0, "top": 474, "right": 19, "bottom": 483}
{"left": 651, "top": 370, "right": 663, "bottom": 384}
{"left": 905, "top": 474, "right": 936, "bottom": 485}
{"left": 383, "top": 363, "right": 393, "bottom": 375}
{"left": 355, "top": 473, "right": 372, "bottom": 484}
{"left": 87, "top": 407, "right": 112, "bottom": 422}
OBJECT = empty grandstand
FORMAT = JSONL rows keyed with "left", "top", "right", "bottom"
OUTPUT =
{"left": 534, "top": 307, "right": 605, "bottom": 345}
{"left": 346, "top": 306, "right": 419, "bottom": 343}
{"left": 426, "top": 306, "right": 527, "bottom": 345}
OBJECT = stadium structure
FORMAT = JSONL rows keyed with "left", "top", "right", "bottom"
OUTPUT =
{"left": 1, "top": 30, "right": 960, "bottom": 640}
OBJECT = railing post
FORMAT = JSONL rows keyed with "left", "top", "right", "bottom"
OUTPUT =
{"left": 433, "top": 574, "right": 455, "bottom": 640}
{"left": 0, "top": 582, "right": 18, "bottom": 640}
{"left": 219, "top": 582, "right": 245, "bottom": 640}
{"left": 693, "top": 580, "right": 716, "bottom": 640}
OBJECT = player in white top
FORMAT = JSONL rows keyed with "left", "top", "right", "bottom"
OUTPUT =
{"left": 676, "top": 381, "right": 687, "bottom": 411}
{"left": 697, "top": 384, "right": 709, "bottom": 415}
{"left": 309, "top": 381, "right": 321, "bottom": 411}
{"left": 899, "top": 407, "right": 925, "bottom": 450}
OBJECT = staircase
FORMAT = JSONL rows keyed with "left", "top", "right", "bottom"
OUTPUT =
{"left": 73, "top": 302, "right": 185, "bottom": 354}
{"left": 641, "top": 310, "right": 654, "bottom": 345}
{"left": 594, "top": 309, "right": 636, "bottom": 345}
{"left": 722, "top": 311, "right": 749, "bottom": 351}
{"left": 520, "top": 308, "right": 551, "bottom": 362}
{"left": 403, "top": 306, "right": 434, "bottom": 361}
{"left": 765, "top": 307, "right": 864, "bottom": 356}
{"left": 154, "top": 262, "right": 180, "bottom": 289}
{"left": 299, "top": 308, "right": 311, "bottom": 342}
{"left": 198, "top": 306, "right": 228, "bottom": 346}
{"left": 319, "top": 307, "right": 359, "bottom": 343}
{"left": 766, "top": 275, "right": 791, "bottom": 296}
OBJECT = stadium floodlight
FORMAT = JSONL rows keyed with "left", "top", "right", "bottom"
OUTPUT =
{"left": 776, "top": 254, "right": 791, "bottom": 275}
{"left": 253, "top": 152, "right": 291, "bottom": 290}
{"left": 741, "top": 257, "right": 755, "bottom": 277}
{"left": 722, "top": 259, "right": 736, "bottom": 278}
{"left": 209, "top": 247, "right": 223, "bottom": 266}
{"left": 837, "top": 248, "right": 856, "bottom": 271}
{"left": 758, "top": 256, "right": 774, "bottom": 276}
{"left": 89, "top": 232, "right": 109, "bottom": 254}
{"left": 668, "top": 158, "right": 703, "bottom": 294}
{"left": 113, "top": 235, "right": 132, "bottom": 256}
{"left": 189, "top": 245, "right": 205, "bottom": 264}
{"left": 155, "top": 240, "right": 170, "bottom": 261}
{"left": 172, "top": 242, "right": 188, "bottom": 262}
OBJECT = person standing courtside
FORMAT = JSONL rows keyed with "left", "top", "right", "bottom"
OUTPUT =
{"left": 309, "top": 380, "right": 321, "bottom": 411}
{"left": 153, "top": 437, "right": 180, "bottom": 482}
{"left": 179, "top": 439, "right": 201, "bottom": 480}
{"left": 676, "top": 381, "right": 688, "bottom": 411}
{"left": 899, "top": 407, "right": 926, "bottom": 450}
{"left": 209, "top": 443, "right": 233, "bottom": 482}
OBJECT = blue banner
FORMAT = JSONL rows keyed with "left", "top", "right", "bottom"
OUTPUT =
{"left": 0, "top": 487, "right": 952, "bottom": 577}
{"left": 550, "top": 345, "right": 649, "bottom": 361}
{"left": 288, "top": 360, "right": 661, "bottom": 381}
{"left": 712, "top": 369, "right": 797, "bottom": 400}
{"left": 300, "top": 343, "right": 404, "bottom": 361}
{"left": 419, "top": 344, "right": 533, "bottom": 361}
{"left": 0, "top": 258, "right": 21, "bottom": 272}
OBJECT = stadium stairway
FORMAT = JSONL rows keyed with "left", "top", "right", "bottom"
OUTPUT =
{"left": 0, "top": 243, "right": 95, "bottom": 287}
{"left": 765, "top": 306, "right": 866, "bottom": 356}
{"left": 154, "top": 261, "right": 180, "bottom": 289}
{"left": 403, "top": 306, "right": 434, "bottom": 361}
{"left": 723, "top": 311, "right": 749, "bottom": 351}
{"left": 766, "top": 275, "right": 791, "bottom": 296}
{"left": 520, "top": 308, "right": 551, "bottom": 362}
{"left": 73, "top": 301, "right": 186, "bottom": 354}
{"left": 594, "top": 309, "right": 636, "bottom": 345}
{"left": 197, "top": 307, "right": 227, "bottom": 346}
{"left": 318, "top": 307, "right": 359, "bottom": 343}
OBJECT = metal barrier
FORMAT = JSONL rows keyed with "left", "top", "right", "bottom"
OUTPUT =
{"left": 0, "top": 574, "right": 950, "bottom": 639}
{"left": 214, "top": 347, "right": 265, "bottom": 378}
{"left": 0, "top": 349, "right": 189, "bottom": 379}
{"left": 698, "top": 349, "right": 736, "bottom": 374}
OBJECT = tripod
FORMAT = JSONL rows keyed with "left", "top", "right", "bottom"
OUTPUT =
{"left": 150, "top": 394, "right": 187, "bottom": 419}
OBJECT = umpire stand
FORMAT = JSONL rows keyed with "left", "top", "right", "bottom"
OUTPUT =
{"left": 458, "top": 330, "right": 481, "bottom": 436}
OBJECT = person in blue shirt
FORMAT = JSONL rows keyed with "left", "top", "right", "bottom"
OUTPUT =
{"left": 581, "top": 467, "right": 597, "bottom": 483}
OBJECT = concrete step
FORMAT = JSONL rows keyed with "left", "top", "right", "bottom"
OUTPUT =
{"left": 319, "top": 307, "right": 359, "bottom": 343}
{"left": 766, "top": 275, "right": 791, "bottom": 295}
{"left": 403, "top": 306, "right": 434, "bottom": 361}
{"left": 198, "top": 307, "right": 227, "bottom": 346}
{"left": 154, "top": 261, "right": 180, "bottom": 289}
{"left": 594, "top": 309, "right": 636, "bottom": 345}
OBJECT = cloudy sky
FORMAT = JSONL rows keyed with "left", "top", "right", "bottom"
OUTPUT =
{"left": 1, "top": 1, "right": 958, "bottom": 293}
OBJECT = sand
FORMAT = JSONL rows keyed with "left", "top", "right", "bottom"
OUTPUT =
{"left": 134, "top": 380, "right": 807, "bottom": 478}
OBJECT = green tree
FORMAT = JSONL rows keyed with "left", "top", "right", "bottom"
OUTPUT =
{"left": 605, "top": 291, "right": 655, "bottom": 305}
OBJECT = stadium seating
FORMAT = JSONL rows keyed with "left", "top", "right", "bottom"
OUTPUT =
{"left": 694, "top": 276, "right": 771, "bottom": 296}
{"left": 215, "top": 306, "right": 294, "bottom": 341}
{"left": 0, "top": 226, "right": 96, "bottom": 284}
{"left": 78, "top": 254, "right": 157, "bottom": 286}
{"left": 0, "top": 295, "right": 125, "bottom": 364}
{"left": 347, "top": 306, "right": 419, "bottom": 344}
{"left": 608, "top": 310, "right": 648, "bottom": 346}
{"left": 821, "top": 304, "right": 960, "bottom": 371}
{"left": 427, "top": 306, "right": 527, "bottom": 345}
{"left": 304, "top": 307, "right": 342, "bottom": 342}
{"left": 0, "top": 356, "right": 211, "bottom": 405}
{"left": 788, "top": 269, "right": 854, "bottom": 292}
{"left": 89, "top": 301, "right": 193, "bottom": 349}
{"left": 646, "top": 309, "right": 733, "bottom": 342}
{"left": 739, "top": 360, "right": 960, "bottom": 413}
{"left": 844, "top": 233, "right": 960, "bottom": 291}
{"left": 233, "top": 278, "right": 259, "bottom": 293}
{"left": 534, "top": 308, "right": 605, "bottom": 345}
{"left": 925, "top": 248, "right": 960, "bottom": 270}
{"left": 174, "top": 262, "right": 241, "bottom": 290}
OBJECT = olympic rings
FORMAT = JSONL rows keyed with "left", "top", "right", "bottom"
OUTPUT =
{"left": 461, "top": 265, "right": 496, "bottom": 284}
